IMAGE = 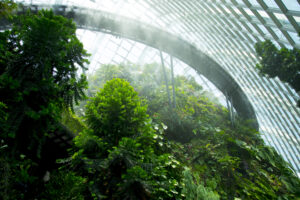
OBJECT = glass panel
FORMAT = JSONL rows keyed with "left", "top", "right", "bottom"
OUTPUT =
{"left": 283, "top": 0, "right": 300, "bottom": 11}
{"left": 264, "top": 0, "right": 279, "bottom": 8}
{"left": 243, "top": 7, "right": 255, "bottom": 16}
{"left": 248, "top": 0, "right": 261, "bottom": 7}
{"left": 294, "top": 16, "right": 300, "bottom": 23}
{"left": 288, "top": 31, "right": 300, "bottom": 43}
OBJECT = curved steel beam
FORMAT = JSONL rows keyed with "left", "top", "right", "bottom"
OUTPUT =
{"left": 0, "top": 4, "right": 258, "bottom": 129}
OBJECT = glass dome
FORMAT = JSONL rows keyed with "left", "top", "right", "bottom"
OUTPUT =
{"left": 14, "top": 0, "right": 300, "bottom": 176}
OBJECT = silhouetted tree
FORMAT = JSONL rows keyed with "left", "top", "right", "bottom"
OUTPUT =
{"left": 255, "top": 40, "right": 300, "bottom": 106}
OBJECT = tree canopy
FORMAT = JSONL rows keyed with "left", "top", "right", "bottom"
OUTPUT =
{"left": 0, "top": 10, "right": 88, "bottom": 144}
{"left": 255, "top": 40, "right": 300, "bottom": 106}
{"left": 0, "top": 0, "right": 16, "bottom": 19}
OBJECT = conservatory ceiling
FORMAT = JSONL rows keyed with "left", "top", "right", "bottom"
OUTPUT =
{"left": 15, "top": 0, "right": 300, "bottom": 176}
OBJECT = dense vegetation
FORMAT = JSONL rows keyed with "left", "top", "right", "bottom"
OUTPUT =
{"left": 75, "top": 63, "right": 300, "bottom": 200}
{"left": 1, "top": 5, "right": 300, "bottom": 200}
{"left": 0, "top": 8, "right": 88, "bottom": 199}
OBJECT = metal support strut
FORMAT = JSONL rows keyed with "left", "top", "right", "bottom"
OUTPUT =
{"left": 170, "top": 56, "right": 176, "bottom": 108}
{"left": 160, "top": 51, "right": 172, "bottom": 107}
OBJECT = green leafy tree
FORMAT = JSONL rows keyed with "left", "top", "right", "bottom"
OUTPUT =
{"left": 72, "top": 79, "right": 183, "bottom": 199}
{"left": 2, "top": 10, "right": 89, "bottom": 108}
{"left": 0, "top": 10, "right": 89, "bottom": 155}
{"left": 0, "top": 9, "right": 89, "bottom": 199}
{"left": 255, "top": 40, "right": 300, "bottom": 106}
{"left": 0, "top": 0, "right": 16, "bottom": 19}
{"left": 85, "top": 78, "right": 148, "bottom": 146}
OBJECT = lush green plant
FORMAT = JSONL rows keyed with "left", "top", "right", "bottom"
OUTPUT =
{"left": 182, "top": 168, "right": 219, "bottom": 200}
{"left": 85, "top": 78, "right": 148, "bottom": 146}
{"left": 42, "top": 169, "right": 87, "bottom": 200}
